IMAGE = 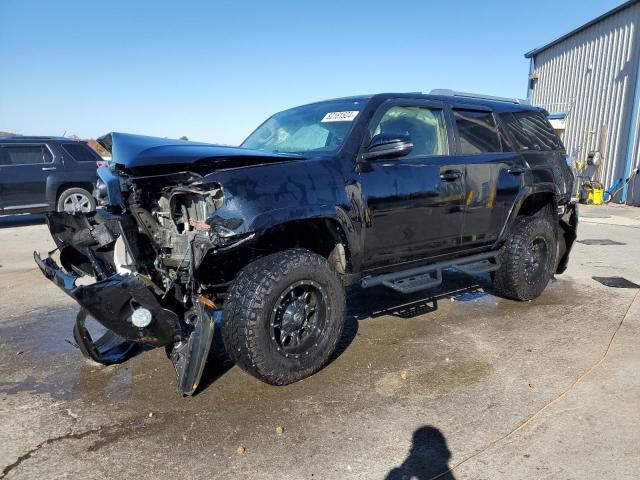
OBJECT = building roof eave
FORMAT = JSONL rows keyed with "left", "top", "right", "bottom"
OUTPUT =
{"left": 524, "top": 0, "right": 639, "bottom": 58}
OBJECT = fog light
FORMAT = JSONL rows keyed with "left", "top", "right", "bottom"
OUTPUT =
{"left": 131, "top": 308, "right": 153, "bottom": 328}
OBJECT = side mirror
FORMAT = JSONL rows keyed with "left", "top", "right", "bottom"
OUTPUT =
{"left": 363, "top": 133, "right": 413, "bottom": 160}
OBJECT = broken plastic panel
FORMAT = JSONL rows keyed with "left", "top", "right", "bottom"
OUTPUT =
{"left": 73, "top": 309, "right": 139, "bottom": 364}
{"left": 170, "top": 304, "right": 219, "bottom": 396}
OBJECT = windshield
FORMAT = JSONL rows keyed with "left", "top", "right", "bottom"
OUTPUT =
{"left": 241, "top": 99, "right": 366, "bottom": 154}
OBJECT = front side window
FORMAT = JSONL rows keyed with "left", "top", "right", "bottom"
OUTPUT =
{"left": 453, "top": 109, "right": 502, "bottom": 154}
{"left": 0, "top": 145, "right": 53, "bottom": 166}
{"left": 241, "top": 99, "right": 366, "bottom": 155}
{"left": 370, "top": 106, "right": 448, "bottom": 157}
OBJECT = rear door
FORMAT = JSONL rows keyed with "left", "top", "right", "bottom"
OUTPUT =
{"left": 450, "top": 107, "right": 524, "bottom": 249}
{"left": 0, "top": 143, "right": 55, "bottom": 211}
{"left": 501, "top": 111, "right": 569, "bottom": 196}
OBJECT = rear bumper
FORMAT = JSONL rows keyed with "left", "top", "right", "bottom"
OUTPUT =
{"left": 556, "top": 201, "right": 578, "bottom": 274}
{"left": 34, "top": 252, "right": 179, "bottom": 346}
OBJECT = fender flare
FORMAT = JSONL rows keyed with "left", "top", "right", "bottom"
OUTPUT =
{"left": 245, "top": 205, "right": 361, "bottom": 268}
{"left": 493, "top": 185, "right": 559, "bottom": 248}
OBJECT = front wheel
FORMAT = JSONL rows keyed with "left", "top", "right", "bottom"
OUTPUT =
{"left": 221, "top": 249, "right": 346, "bottom": 385}
{"left": 492, "top": 215, "right": 557, "bottom": 301}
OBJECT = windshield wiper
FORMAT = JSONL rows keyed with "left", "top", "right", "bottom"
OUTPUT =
{"left": 272, "top": 149, "right": 306, "bottom": 156}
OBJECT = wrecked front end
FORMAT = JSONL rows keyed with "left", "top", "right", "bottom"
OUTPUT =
{"left": 35, "top": 165, "right": 253, "bottom": 396}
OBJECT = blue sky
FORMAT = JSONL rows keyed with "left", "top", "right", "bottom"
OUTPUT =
{"left": 0, "top": 0, "right": 625, "bottom": 145}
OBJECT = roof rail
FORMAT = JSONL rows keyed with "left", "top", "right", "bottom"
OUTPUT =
{"left": 0, "top": 136, "right": 72, "bottom": 141}
{"left": 430, "top": 89, "right": 530, "bottom": 105}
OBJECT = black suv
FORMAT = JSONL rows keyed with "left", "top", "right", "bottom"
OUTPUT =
{"left": 35, "top": 91, "right": 578, "bottom": 396}
{"left": 0, "top": 136, "right": 103, "bottom": 215}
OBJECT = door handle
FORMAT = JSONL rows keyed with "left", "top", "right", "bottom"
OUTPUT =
{"left": 440, "top": 169, "right": 462, "bottom": 181}
{"left": 42, "top": 166, "right": 56, "bottom": 171}
{"left": 508, "top": 166, "right": 525, "bottom": 175}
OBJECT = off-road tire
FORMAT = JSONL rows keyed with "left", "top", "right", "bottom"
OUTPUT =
{"left": 56, "top": 187, "right": 96, "bottom": 213}
{"left": 492, "top": 215, "right": 557, "bottom": 301}
{"left": 221, "top": 249, "right": 346, "bottom": 385}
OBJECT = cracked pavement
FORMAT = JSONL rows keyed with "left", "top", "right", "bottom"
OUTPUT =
{"left": 1, "top": 206, "right": 639, "bottom": 479}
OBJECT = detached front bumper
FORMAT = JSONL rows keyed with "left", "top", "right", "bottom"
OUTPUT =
{"left": 35, "top": 251, "right": 216, "bottom": 396}
{"left": 34, "top": 252, "right": 179, "bottom": 346}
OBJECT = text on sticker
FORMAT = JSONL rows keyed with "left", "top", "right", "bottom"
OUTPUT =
{"left": 321, "top": 111, "right": 359, "bottom": 122}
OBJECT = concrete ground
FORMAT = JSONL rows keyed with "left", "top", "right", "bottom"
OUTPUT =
{"left": 0, "top": 205, "right": 638, "bottom": 479}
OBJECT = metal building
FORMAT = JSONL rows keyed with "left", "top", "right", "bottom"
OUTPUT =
{"left": 525, "top": 0, "right": 640, "bottom": 204}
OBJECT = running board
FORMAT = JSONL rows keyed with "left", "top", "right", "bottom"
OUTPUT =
{"left": 361, "top": 251, "right": 501, "bottom": 294}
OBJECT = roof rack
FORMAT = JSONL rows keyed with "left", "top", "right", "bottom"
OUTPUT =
{"left": 429, "top": 89, "right": 530, "bottom": 105}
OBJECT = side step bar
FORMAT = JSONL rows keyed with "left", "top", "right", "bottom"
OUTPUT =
{"left": 361, "top": 251, "right": 501, "bottom": 294}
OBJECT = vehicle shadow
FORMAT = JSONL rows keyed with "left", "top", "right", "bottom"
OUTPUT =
{"left": 348, "top": 269, "right": 490, "bottom": 321}
{"left": 330, "top": 269, "right": 490, "bottom": 365}
{"left": 386, "top": 425, "right": 455, "bottom": 480}
{"left": 0, "top": 213, "right": 46, "bottom": 228}
{"left": 198, "top": 270, "right": 492, "bottom": 393}
{"left": 197, "top": 322, "right": 235, "bottom": 391}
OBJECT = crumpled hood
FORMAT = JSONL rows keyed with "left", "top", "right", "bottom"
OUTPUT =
{"left": 97, "top": 132, "right": 303, "bottom": 171}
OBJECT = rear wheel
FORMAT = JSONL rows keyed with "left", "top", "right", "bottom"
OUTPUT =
{"left": 221, "top": 249, "right": 345, "bottom": 385}
{"left": 56, "top": 187, "right": 96, "bottom": 213}
{"left": 492, "top": 215, "right": 557, "bottom": 301}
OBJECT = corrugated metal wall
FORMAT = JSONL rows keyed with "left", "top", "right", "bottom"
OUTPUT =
{"left": 529, "top": 1, "right": 640, "bottom": 203}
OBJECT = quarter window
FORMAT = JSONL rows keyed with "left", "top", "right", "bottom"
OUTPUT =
{"left": 62, "top": 143, "right": 100, "bottom": 162}
{"left": 500, "top": 112, "right": 536, "bottom": 151}
{"left": 514, "top": 112, "right": 563, "bottom": 151}
{"left": 371, "top": 106, "right": 448, "bottom": 157}
{"left": 0, "top": 145, "right": 53, "bottom": 165}
{"left": 453, "top": 109, "right": 502, "bottom": 154}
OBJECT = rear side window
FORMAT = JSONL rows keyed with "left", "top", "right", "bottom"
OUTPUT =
{"left": 453, "top": 109, "right": 502, "bottom": 154}
{"left": 0, "top": 144, "right": 53, "bottom": 165}
{"left": 513, "top": 112, "right": 563, "bottom": 151}
{"left": 62, "top": 143, "right": 100, "bottom": 162}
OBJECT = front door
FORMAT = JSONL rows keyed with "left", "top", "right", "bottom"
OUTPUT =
{"left": 0, "top": 143, "right": 54, "bottom": 212}
{"left": 359, "top": 100, "right": 466, "bottom": 271}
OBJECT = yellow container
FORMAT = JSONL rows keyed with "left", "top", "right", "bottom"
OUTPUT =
{"left": 579, "top": 181, "right": 605, "bottom": 205}
{"left": 588, "top": 188, "right": 604, "bottom": 205}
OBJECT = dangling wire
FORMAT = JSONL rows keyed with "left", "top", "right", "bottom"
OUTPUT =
{"left": 162, "top": 240, "right": 193, "bottom": 299}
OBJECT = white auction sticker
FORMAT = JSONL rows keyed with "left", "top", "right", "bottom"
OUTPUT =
{"left": 321, "top": 111, "right": 359, "bottom": 122}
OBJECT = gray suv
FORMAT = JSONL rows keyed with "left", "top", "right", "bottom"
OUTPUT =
{"left": 0, "top": 136, "right": 103, "bottom": 215}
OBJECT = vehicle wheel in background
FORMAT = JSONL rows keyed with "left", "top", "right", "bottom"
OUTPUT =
{"left": 492, "top": 215, "right": 557, "bottom": 301}
{"left": 222, "top": 249, "right": 346, "bottom": 385}
{"left": 56, "top": 187, "right": 96, "bottom": 213}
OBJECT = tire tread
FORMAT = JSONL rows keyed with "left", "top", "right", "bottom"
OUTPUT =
{"left": 222, "top": 249, "right": 345, "bottom": 385}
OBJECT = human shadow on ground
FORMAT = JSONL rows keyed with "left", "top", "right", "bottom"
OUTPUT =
{"left": 386, "top": 425, "right": 455, "bottom": 480}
